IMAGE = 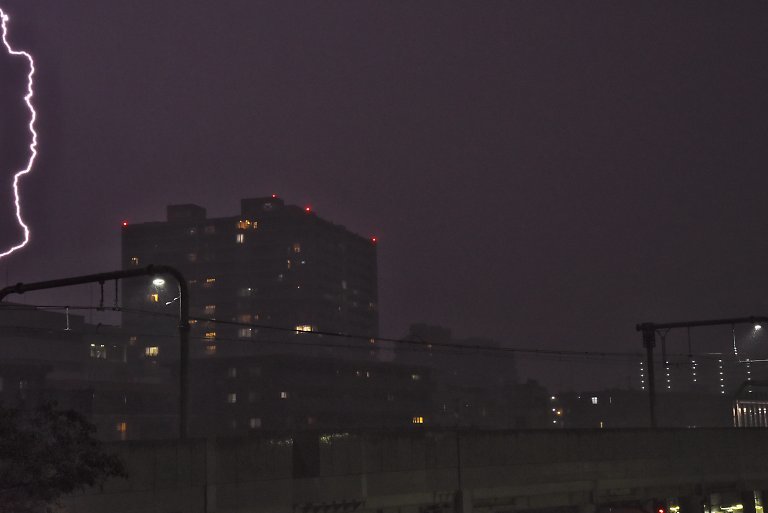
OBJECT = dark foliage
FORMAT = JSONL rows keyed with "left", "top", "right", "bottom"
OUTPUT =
{"left": 0, "top": 403, "right": 126, "bottom": 512}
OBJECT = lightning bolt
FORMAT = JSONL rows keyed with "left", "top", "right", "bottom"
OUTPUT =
{"left": 0, "top": 6, "right": 37, "bottom": 259}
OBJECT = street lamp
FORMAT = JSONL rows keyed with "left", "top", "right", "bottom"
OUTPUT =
{"left": 152, "top": 278, "right": 165, "bottom": 287}
{"left": 0, "top": 265, "right": 190, "bottom": 438}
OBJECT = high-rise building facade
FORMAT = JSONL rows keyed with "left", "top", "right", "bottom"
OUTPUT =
{"left": 121, "top": 196, "right": 378, "bottom": 360}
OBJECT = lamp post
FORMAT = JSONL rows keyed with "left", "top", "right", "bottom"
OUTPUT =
{"left": 0, "top": 265, "right": 190, "bottom": 439}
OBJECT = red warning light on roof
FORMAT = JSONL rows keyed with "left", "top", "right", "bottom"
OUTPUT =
{"left": 371, "top": 237, "right": 377, "bottom": 243}
{"left": 271, "top": 194, "right": 277, "bottom": 198}
{"left": 121, "top": 221, "right": 129, "bottom": 227}
{"left": 305, "top": 206, "right": 312, "bottom": 213}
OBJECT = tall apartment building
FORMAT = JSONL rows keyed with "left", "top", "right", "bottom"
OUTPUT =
{"left": 121, "top": 196, "right": 378, "bottom": 361}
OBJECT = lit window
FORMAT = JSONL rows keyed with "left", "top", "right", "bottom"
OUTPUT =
{"left": 236, "top": 233, "right": 244, "bottom": 244}
{"left": 236, "top": 219, "right": 252, "bottom": 229}
{"left": 412, "top": 416, "right": 424, "bottom": 424}
{"left": 204, "top": 305, "right": 216, "bottom": 315}
{"left": 205, "top": 344, "right": 217, "bottom": 355}
{"left": 149, "top": 293, "right": 159, "bottom": 303}
{"left": 280, "top": 391, "right": 289, "bottom": 399}
{"left": 286, "top": 259, "right": 291, "bottom": 269}
{"left": 250, "top": 418, "right": 261, "bottom": 429}
{"left": 237, "top": 314, "right": 252, "bottom": 322}
{"left": 411, "top": 374, "right": 421, "bottom": 381}
{"left": 116, "top": 422, "right": 127, "bottom": 433}
{"left": 227, "top": 393, "right": 237, "bottom": 403}
{"left": 341, "top": 280, "right": 347, "bottom": 290}
{"left": 204, "top": 225, "right": 216, "bottom": 234}
{"left": 292, "top": 243, "right": 301, "bottom": 253}
{"left": 128, "top": 336, "right": 138, "bottom": 345}
{"left": 89, "top": 344, "right": 107, "bottom": 359}
{"left": 145, "top": 346, "right": 159, "bottom": 357}
{"left": 188, "top": 227, "right": 197, "bottom": 235}
{"left": 276, "top": 274, "right": 284, "bottom": 282}
{"left": 130, "top": 257, "right": 139, "bottom": 266}
{"left": 204, "top": 332, "right": 216, "bottom": 340}
{"left": 238, "top": 328, "right": 252, "bottom": 338}
{"left": 295, "top": 325, "right": 315, "bottom": 333}
{"left": 203, "top": 277, "right": 216, "bottom": 288}
{"left": 238, "top": 287, "right": 253, "bottom": 297}
{"left": 227, "top": 367, "right": 237, "bottom": 378}
{"left": 591, "top": 396, "right": 598, "bottom": 405}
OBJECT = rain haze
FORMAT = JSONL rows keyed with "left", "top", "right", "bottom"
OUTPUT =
{"left": 4, "top": 2, "right": 768, "bottom": 511}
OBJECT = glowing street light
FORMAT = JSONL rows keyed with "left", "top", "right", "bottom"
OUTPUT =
{"left": 755, "top": 324, "right": 762, "bottom": 331}
{"left": 152, "top": 278, "right": 165, "bottom": 287}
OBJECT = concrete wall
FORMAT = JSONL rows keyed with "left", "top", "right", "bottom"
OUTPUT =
{"left": 60, "top": 428, "right": 768, "bottom": 513}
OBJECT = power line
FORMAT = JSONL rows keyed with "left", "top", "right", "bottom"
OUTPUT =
{"left": 120, "top": 305, "right": 652, "bottom": 359}
{"left": 1, "top": 321, "right": 647, "bottom": 365}
{"left": 0, "top": 302, "right": 747, "bottom": 364}
{"left": 2, "top": 302, "right": 648, "bottom": 360}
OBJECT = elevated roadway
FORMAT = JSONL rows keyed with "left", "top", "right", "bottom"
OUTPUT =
{"left": 62, "top": 428, "right": 768, "bottom": 513}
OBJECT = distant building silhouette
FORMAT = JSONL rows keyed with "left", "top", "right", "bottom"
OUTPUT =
{"left": 397, "top": 324, "right": 550, "bottom": 429}
{"left": 0, "top": 305, "right": 176, "bottom": 440}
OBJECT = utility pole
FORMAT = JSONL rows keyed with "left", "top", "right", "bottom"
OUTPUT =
{"left": 636, "top": 315, "right": 768, "bottom": 429}
{"left": 0, "top": 265, "right": 190, "bottom": 439}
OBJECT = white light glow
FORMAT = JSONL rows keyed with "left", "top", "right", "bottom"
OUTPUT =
{"left": 0, "top": 7, "right": 37, "bottom": 259}
{"left": 152, "top": 278, "right": 165, "bottom": 287}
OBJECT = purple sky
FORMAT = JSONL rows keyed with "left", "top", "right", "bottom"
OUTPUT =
{"left": 2, "top": 1, "right": 768, "bottom": 386}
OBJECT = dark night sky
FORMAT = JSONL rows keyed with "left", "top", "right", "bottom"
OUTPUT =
{"left": 2, "top": 1, "right": 768, "bottom": 387}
